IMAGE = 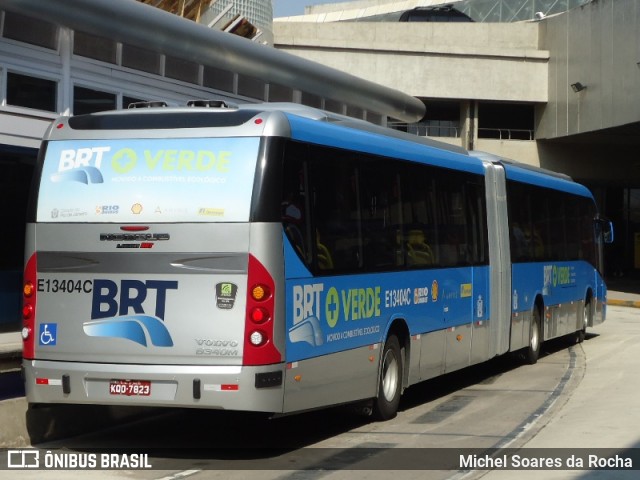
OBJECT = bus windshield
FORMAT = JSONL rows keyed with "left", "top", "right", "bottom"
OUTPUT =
{"left": 37, "top": 137, "right": 260, "bottom": 223}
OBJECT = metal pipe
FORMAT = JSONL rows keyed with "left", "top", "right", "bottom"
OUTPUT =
{"left": 0, "top": 0, "right": 425, "bottom": 122}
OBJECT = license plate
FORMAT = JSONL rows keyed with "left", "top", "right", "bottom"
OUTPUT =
{"left": 109, "top": 380, "right": 151, "bottom": 396}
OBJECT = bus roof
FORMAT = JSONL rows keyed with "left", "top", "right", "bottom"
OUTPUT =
{"left": 45, "top": 102, "right": 589, "bottom": 190}
{"left": 47, "top": 102, "right": 484, "bottom": 175}
{"left": 283, "top": 111, "right": 485, "bottom": 175}
{"left": 469, "top": 150, "right": 593, "bottom": 198}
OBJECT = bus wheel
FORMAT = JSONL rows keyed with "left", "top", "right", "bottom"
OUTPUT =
{"left": 525, "top": 307, "right": 542, "bottom": 365}
{"left": 575, "top": 299, "right": 590, "bottom": 344}
{"left": 373, "top": 335, "right": 402, "bottom": 421}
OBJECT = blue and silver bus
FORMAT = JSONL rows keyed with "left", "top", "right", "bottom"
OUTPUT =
{"left": 21, "top": 102, "right": 612, "bottom": 420}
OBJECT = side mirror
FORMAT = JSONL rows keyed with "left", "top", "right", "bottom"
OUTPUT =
{"left": 596, "top": 218, "right": 614, "bottom": 244}
{"left": 603, "top": 221, "right": 614, "bottom": 244}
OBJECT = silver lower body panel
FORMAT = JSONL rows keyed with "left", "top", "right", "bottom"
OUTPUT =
{"left": 24, "top": 360, "right": 285, "bottom": 412}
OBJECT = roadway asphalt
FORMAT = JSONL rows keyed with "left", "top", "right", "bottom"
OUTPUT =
{"left": 1, "top": 289, "right": 639, "bottom": 477}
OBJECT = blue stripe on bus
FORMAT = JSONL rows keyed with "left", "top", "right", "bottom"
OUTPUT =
{"left": 511, "top": 261, "right": 597, "bottom": 315}
{"left": 285, "top": 114, "right": 486, "bottom": 175}
{"left": 284, "top": 259, "right": 490, "bottom": 363}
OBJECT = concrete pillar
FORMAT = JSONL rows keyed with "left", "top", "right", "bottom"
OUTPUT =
{"left": 460, "top": 100, "right": 478, "bottom": 151}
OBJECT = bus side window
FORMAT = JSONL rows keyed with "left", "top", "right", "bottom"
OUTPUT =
{"left": 360, "top": 162, "right": 403, "bottom": 270}
{"left": 406, "top": 229, "right": 434, "bottom": 266}
{"left": 282, "top": 155, "right": 311, "bottom": 265}
{"left": 400, "top": 165, "right": 437, "bottom": 268}
{"left": 316, "top": 230, "right": 333, "bottom": 270}
{"left": 308, "top": 155, "right": 360, "bottom": 273}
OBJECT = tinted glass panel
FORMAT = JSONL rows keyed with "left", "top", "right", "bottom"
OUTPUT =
{"left": 3, "top": 12, "right": 58, "bottom": 49}
{"left": 73, "top": 86, "right": 116, "bottom": 115}
{"left": 6, "top": 72, "right": 57, "bottom": 112}
{"left": 73, "top": 31, "right": 116, "bottom": 63}
{"left": 165, "top": 56, "right": 199, "bottom": 84}
{"left": 121, "top": 44, "right": 160, "bottom": 75}
{"left": 507, "top": 180, "right": 597, "bottom": 266}
{"left": 283, "top": 141, "right": 488, "bottom": 274}
{"left": 203, "top": 66, "right": 234, "bottom": 93}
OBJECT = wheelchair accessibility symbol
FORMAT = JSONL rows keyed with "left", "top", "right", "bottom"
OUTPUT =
{"left": 39, "top": 323, "right": 57, "bottom": 346}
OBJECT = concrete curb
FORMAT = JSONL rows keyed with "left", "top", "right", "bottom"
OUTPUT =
{"left": 0, "top": 398, "right": 28, "bottom": 447}
{"left": 608, "top": 299, "right": 640, "bottom": 308}
{"left": 0, "top": 396, "right": 161, "bottom": 447}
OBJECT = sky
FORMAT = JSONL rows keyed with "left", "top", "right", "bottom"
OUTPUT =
{"left": 272, "top": 0, "right": 346, "bottom": 17}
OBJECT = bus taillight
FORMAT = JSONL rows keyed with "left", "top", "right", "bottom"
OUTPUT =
{"left": 22, "top": 254, "right": 38, "bottom": 360}
{"left": 244, "top": 255, "right": 281, "bottom": 366}
{"left": 250, "top": 306, "right": 269, "bottom": 324}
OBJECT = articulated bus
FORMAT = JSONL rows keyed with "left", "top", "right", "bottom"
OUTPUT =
{"left": 22, "top": 102, "right": 612, "bottom": 420}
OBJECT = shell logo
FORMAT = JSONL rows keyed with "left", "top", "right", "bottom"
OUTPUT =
{"left": 431, "top": 280, "right": 439, "bottom": 302}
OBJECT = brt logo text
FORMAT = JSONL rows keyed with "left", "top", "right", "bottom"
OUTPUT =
{"left": 84, "top": 279, "right": 178, "bottom": 347}
{"left": 292, "top": 283, "right": 382, "bottom": 329}
{"left": 91, "top": 279, "right": 178, "bottom": 320}
{"left": 58, "top": 147, "right": 232, "bottom": 175}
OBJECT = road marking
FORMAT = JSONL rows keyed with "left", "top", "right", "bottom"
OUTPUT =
{"left": 156, "top": 470, "right": 201, "bottom": 480}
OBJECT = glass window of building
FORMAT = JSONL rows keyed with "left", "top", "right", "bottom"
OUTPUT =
{"left": 268, "top": 83, "right": 293, "bottom": 102}
{"left": 478, "top": 103, "right": 534, "bottom": 140}
{"left": 73, "top": 31, "right": 117, "bottom": 64}
{"left": 73, "top": 86, "right": 116, "bottom": 115}
{"left": 324, "top": 99, "right": 344, "bottom": 115}
{"left": 300, "top": 91, "right": 322, "bottom": 109}
{"left": 422, "top": 100, "right": 460, "bottom": 137}
{"left": 165, "top": 56, "right": 199, "bottom": 84}
{"left": 3, "top": 11, "right": 58, "bottom": 49}
{"left": 346, "top": 105, "right": 364, "bottom": 120}
{"left": 203, "top": 66, "right": 235, "bottom": 93}
{"left": 6, "top": 72, "right": 57, "bottom": 112}
{"left": 237, "top": 75, "right": 264, "bottom": 100}
{"left": 121, "top": 43, "right": 161, "bottom": 75}
{"left": 390, "top": 100, "right": 460, "bottom": 138}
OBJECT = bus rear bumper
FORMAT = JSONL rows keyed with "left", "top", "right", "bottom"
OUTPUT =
{"left": 23, "top": 359, "right": 285, "bottom": 413}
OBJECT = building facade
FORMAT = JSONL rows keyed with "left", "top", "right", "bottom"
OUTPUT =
{"left": 201, "top": 0, "right": 274, "bottom": 43}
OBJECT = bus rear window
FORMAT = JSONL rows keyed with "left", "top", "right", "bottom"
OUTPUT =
{"left": 36, "top": 137, "right": 260, "bottom": 223}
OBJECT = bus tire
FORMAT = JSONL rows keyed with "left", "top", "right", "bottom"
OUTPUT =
{"left": 575, "top": 298, "right": 590, "bottom": 344}
{"left": 373, "top": 335, "right": 402, "bottom": 421}
{"left": 525, "top": 306, "right": 542, "bottom": 365}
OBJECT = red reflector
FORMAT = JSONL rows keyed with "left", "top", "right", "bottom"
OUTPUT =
{"left": 120, "top": 226, "right": 149, "bottom": 232}
{"left": 250, "top": 307, "right": 268, "bottom": 324}
{"left": 36, "top": 378, "right": 49, "bottom": 385}
{"left": 254, "top": 118, "right": 263, "bottom": 125}
{"left": 140, "top": 243, "right": 154, "bottom": 249}
{"left": 56, "top": 123, "right": 64, "bottom": 129}
{"left": 22, "top": 304, "right": 33, "bottom": 320}
{"left": 221, "top": 384, "right": 239, "bottom": 391}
